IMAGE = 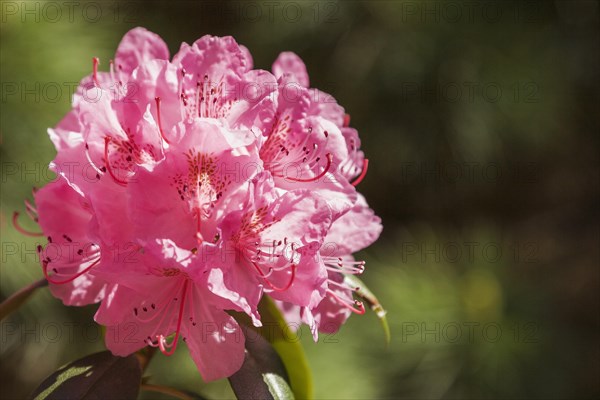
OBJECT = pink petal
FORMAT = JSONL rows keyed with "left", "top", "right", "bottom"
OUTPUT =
{"left": 127, "top": 119, "right": 258, "bottom": 251}
{"left": 97, "top": 283, "right": 177, "bottom": 356}
{"left": 272, "top": 52, "right": 310, "bottom": 88}
{"left": 326, "top": 193, "right": 382, "bottom": 254}
{"left": 173, "top": 35, "right": 248, "bottom": 80}
{"left": 183, "top": 286, "right": 246, "bottom": 381}
{"left": 114, "top": 27, "right": 170, "bottom": 77}
{"left": 130, "top": 59, "right": 183, "bottom": 142}
{"left": 308, "top": 88, "right": 345, "bottom": 128}
{"left": 239, "top": 44, "right": 254, "bottom": 70}
{"left": 227, "top": 69, "right": 278, "bottom": 132}
{"left": 203, "top": 264, "right": 263, "bottom": 327}
{"left": 310, "top": 272, "right": 352, "bottom": 334}
{"left": 35, "top": 179, "right": 107, "bottom": 306}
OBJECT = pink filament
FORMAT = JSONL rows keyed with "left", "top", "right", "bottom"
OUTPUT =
{"left": 328, "top": 290, "right": 366, "bottom": 315}
{"left": 252, "top": 262, "right": 296, "bottom": 291}
{"left": 92, "top": 57, "right": 100, "bottom": 87}
{"left": 12, "top": 212, "right": 43, "bottom": 237}
{"left": 42, "top": 257, "right": 100, "bottom": 285}
{"left": 286, "top": 153, "right": 333, "bottom": 183}
{"left": 158, "top": 280, "right": 189, "bottom": 356}
{"left": 104, "top": 137, "right": 128, "bottom": 186}
{"left": 351, "top": 159, "right": 369, "bottom": 187}
{"left": 155, "top": 97, "right": 171, "bottom": 145}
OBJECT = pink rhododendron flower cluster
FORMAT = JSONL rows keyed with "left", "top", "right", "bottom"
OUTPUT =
{"left": 15, "top": 28, "right": 382, "bottom": 381}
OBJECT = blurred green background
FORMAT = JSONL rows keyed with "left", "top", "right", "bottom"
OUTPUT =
{"left": 1, "top": 0, "right": 599, "bottom": 398}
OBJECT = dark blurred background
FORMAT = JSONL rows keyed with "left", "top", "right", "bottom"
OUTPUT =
{"left": 1, "top": 1, "right": 599, "bottom": 399}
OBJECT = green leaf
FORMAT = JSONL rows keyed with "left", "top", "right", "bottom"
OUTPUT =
{"left": 259, "top": 297, "right": 313, "bottom": 400}
{"left": 0, "top": 278, "right": 47, "bottom": 321}
{"left": 231, "top": 297, "right": 313, "bottom": 399}
{"left": 228, "top": 330, "right": 295, "bottom": 400}
{"left": 29, "top": 351, "right": 142, "bottom": 400}
{"left": 344, "top": 274, "right": 391, "bottom": 346}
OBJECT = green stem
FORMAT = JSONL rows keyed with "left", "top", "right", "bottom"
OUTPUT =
{"left": 0, "top": 278, "right": 48, "bottom": 320}
{"left": 136, "top": 346, "right": 157, "bottom": 373}
{"left": 141, "top": 383, "right": 197, "bottom": 400}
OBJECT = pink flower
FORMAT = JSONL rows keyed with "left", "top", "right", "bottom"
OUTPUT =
{"left": 93, "top": 240, "right": 246, "bottom": 381}
{"left": 311, "top": 194, "right": 382, "bottom": 334}
{"left": 260, "top": 60, "right": 358, "bottom": 219}
{"left": 15, "top": 27, "right": 382, "bottom": 382}
{"left": 216, "top": 173, "right": 332, "bottom": 313}
{"left": 275, "top": 194, "right": 382, "bottom": 338}
{"left": 33, "top": 179, "right": 109, "bottom": 306}
{"left": 271, "top": 52, "right": 368, "bottom": 185}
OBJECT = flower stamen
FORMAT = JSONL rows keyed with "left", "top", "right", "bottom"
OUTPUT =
{"left": 12, "top": 212, "right": 43, "bottom": 237}
{"left": 157, "top": 280, "right": 189, "bottom": 356}
{"left": 92, "top": 57, "right": 100, "bottom": 87}
{"left": 84, "top": 143, "right": 104, "bottom": 178}
{"left": 104, "top": 136, "right": 128, "bottom": 186}
{"left": 252, "top": 262, "right": 296, "bottom": 291}
{"left": 155, "top": 97, "right": 171, "bottom": 145}
{"left": 285, "top": 153, "right": 332, "bottom": 183}
{"left": 351, "top": 159, "right": 369, "bottom": 187}
{"left": 40, "top": 248, "right": 101, "bottom": 285}
{"left": 327, "top": 289, "right": 365, "bottom": 315}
